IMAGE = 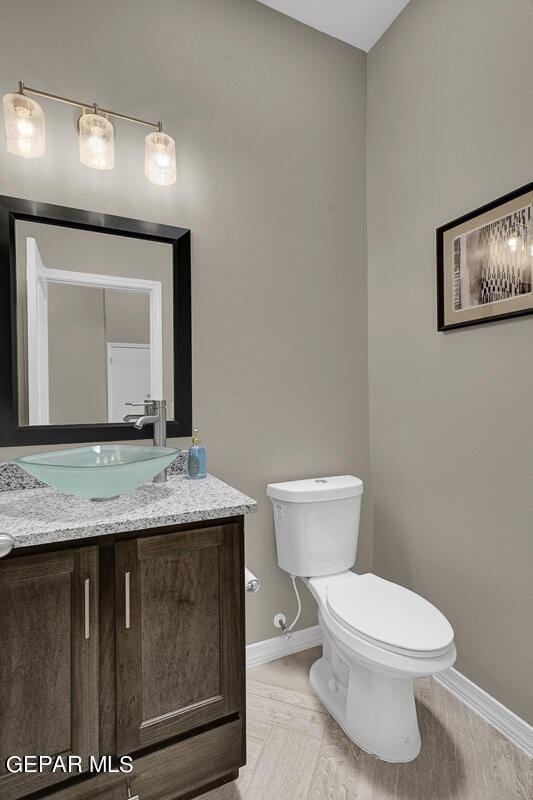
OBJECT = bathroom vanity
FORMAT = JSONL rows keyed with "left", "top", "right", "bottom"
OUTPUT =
{"left": 0, "top": 474, "right": 256, "bottom": 800}
{"left": 0, "top": 195, "right": 259, "bottom": 798}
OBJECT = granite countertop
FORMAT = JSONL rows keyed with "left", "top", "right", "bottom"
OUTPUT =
{"left": 0, "top": 473, "right": 257, "bottom": 549}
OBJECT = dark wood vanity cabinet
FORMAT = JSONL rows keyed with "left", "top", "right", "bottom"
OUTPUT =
{"left": 115, "top": 524, "right": 243, "bottom": 753}
{"left": 0, "top": 547, "right": 100, "bottom": 800}
{"left": 0, "top": 518, "right": 245, "bottom": 800}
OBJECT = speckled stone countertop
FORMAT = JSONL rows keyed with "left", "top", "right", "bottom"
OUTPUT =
{"left": 0, "top": 473, "right": 257, "bottom": 549}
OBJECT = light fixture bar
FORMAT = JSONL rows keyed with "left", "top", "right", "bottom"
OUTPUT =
{"left": 18, "top": 81, "right": 163, "bottom": 131}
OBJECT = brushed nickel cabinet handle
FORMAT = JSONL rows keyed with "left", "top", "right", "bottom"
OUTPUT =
{"left": 125, "top": 571, "right": 131, "bottom": 629}
{"left": 84, "top": 579, "right": 90, "bottom": 639}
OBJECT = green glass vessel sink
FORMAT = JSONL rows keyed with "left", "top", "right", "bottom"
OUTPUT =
{"left": 16, "top": 444, "right": 179, "bottom": 499}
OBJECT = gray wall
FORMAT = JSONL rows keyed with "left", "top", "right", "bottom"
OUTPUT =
{"left": 105, "top": 290, "right": 150, "bottom": 345}
{"left": 367, "top": 0, "right": 533, "bottom": 721}
{"left": 0, "top": 0, "right": 368, "bottom": 644}
{"left": 48, "top": 284, "right": 108, "bottom": 424}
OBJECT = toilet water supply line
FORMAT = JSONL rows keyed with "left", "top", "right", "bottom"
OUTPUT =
{"left": 245, "top": 565, "right": 301, "bottom": 639}
{"left": 276, "top": 575, "right": 302, "bottom": 639}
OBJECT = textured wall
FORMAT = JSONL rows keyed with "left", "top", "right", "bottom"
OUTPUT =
{"left": 367, "top": 0, "right": 533, "bottom": 720}
{"left": 0, "top": 0, "right": 368, "bottom": 643}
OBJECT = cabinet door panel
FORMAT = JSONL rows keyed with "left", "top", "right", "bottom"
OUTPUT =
{"left": 115, "top": 524, "right": 243, "bottom": 754}
{"left": 141, "top": 542, "right": 221, "bottom": 719}
{"left": 0, "top": 548, "right": 99, "bottom": 800}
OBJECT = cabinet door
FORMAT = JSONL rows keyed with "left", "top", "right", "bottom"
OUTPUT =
{"left": 115, "top": 523, "right": 243, "bottom": 754}
{"left": 0, "top": 547, "right": 99, "bottom": 800}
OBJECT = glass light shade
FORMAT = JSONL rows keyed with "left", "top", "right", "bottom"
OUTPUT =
{"left": 79, "top": 113, "right": 114, "bottom": 170}
{"left": 2, "top": 92, "right": 45, "bottom": 158}
{"left": 145, "top": 131, "right": 176, "bottom": 186}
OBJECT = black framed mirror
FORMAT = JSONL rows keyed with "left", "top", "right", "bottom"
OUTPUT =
{"left": 0, "top": 196, "right": 191, "bottom": 446}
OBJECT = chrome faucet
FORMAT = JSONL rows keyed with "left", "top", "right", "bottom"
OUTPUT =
{"left": 123, "top": 399, "right": 168, "bottom": 483}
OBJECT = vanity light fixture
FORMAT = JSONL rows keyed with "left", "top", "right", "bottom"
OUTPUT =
{"left": 2, "top": 82, "right": 176, "bottom": 185}
{"left": 2, "top": 91, "right": 45, "bottom": 158}
{"left": 79, "top": 111, "right": 115, "bottom": 171}
{"left": 145, "top": 131, "right": 176, "bottom": 186}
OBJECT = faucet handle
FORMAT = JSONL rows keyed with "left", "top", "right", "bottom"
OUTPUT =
{"left": 125, "top": 401, "right": 152, "bottom": 407}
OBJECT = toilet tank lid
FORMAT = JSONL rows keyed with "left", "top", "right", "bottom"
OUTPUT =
{"left": 267, "top": 475, "right": 363, "bottom": 503}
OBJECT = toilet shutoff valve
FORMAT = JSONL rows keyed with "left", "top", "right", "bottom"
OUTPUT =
{"left": 274, "top": 613, "right": 290, "bottom": 639}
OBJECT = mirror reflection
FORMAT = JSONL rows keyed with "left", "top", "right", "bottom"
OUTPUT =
{"left": 15, "top": 221, "right": 174, "bottom": 426}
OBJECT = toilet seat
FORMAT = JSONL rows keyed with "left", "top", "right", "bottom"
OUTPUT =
{"left": 325, "top": 573, "right": 454, "bottom": 658}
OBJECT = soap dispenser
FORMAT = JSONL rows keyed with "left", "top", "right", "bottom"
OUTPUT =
{"left": 187, "top": 429, "right": 206, "bottom": 479}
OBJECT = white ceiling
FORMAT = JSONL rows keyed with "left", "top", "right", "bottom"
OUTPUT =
{"left": 256, "top": 0, "right": 410, "bottom": 52}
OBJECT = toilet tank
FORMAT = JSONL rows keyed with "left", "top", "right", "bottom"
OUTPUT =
{"left": 267, "top": 476, "right": 364, "bottom": 577}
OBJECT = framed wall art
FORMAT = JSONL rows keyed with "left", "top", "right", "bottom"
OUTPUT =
{"left": 437, "top": 182, "right": 533, "bottom": 331}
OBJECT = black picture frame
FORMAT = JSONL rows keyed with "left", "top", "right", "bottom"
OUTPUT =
{"left": 436, "top": 181, "right": 533, "bottom": 331}
{"left": 0, "top": 195, "right": 192, "bottom": 446}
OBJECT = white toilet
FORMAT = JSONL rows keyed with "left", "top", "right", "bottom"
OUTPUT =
{"left": 267, "top": 475, "right": 456, "bottom": 763}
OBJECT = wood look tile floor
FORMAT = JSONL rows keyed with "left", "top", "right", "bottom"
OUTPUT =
{"left": 204, "top": 647, "right": 532, "bottom": 800}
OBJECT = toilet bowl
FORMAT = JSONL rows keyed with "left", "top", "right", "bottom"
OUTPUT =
{"left": 267, "top": 475, "right": 456, "bottom": 763}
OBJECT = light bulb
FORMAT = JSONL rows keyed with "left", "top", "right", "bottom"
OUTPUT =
{"left": 145, "top": 131, "right": 176, "bottom": 186}
{"left": 87, "top": 128, "right": 106, "bottom": 153}
{"left": 16, "top": 117, "right": 35, "bottom": 137}
{"left": 2, "top": 92, "right": 45, "bottom": 158}
{"left": 155, "top": 150, "right": 171, "bottom": 168}
{"left": 508, "top": 237, "right": 518, "bottom": 252}
{"left": 79, "top": 113, "right": 114, "bottom": 170}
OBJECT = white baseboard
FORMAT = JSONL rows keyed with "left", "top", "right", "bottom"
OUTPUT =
{"left": 246, "top": 624, "right": 323, "bottom": 668}
{"left": 435, "top": 668, "right": 532, "bottom": 758}
{"left": 246, "top": 625, "right": 532, "bottom": 758}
